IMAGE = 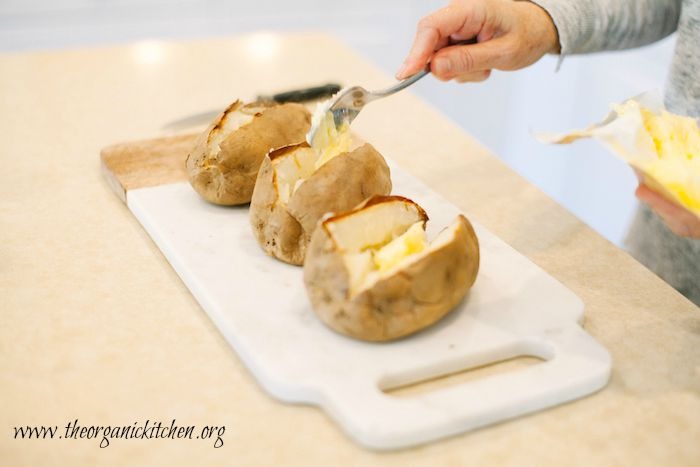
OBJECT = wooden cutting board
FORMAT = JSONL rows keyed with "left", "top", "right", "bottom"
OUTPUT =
{"left": 100, "top": 133, "right": 197, "bottom": 202}
{"left": 101, "top": 135, "right": 612, "bottom": 450}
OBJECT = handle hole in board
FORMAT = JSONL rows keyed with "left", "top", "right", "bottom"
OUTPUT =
{"left": 380, "top": 355, "right": 546, "bottom": 398}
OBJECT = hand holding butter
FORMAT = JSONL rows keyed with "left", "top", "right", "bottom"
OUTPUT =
{"left": 537, "top": 92, "right": 700, "bottom": 236}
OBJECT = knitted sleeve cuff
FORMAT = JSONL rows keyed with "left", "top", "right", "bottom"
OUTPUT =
{"left": 528, "top": 0, "right": 600, "bottom": 56}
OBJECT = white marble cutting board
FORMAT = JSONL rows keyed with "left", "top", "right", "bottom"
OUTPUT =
{"left": 127, "top": 161, "right": 612, "bottom": 450}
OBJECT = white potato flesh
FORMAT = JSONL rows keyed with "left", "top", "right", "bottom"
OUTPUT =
{"left": 348, "top": 218, "right": 465, "bottom": 295}
{"left": 309, "top": 109, "right": 351, "bottom": 168}
{"left": 324, "top": 199, "right": 441, "bottom": 295}
{"left": 339, "top": 220, "right": 427, "bottom": 296}
{"left": 343, "top": 250, "right": 374, "bottom": 295}
{"left": 325, "top": 200, "right": 425, "bottom": 253}
{"left": 207, "top": 103, "right": 264, "bottom": 157}
{"left": 324, "top": 198, "right": 472, "bottom": 296}
{"left": 272, "top": 106, "right": 353, "bottom": 204}
{"left": 272, "top": 146, "right": 317, "bottom": 204}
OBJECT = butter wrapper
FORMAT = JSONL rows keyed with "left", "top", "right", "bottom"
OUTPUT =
{"left": 536, "top": 92, "right": 700, "bottom": 218}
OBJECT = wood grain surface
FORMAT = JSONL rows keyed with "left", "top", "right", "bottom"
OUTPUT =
{"left": 100, "top": 133, "right": 197, "bottom": 202}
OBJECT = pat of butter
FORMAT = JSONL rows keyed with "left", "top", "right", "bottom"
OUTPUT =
{"left": 632, "top": 105, "right": 700, "bottom": 211}
{"left": 536, "top": 92, "right": 700, "bottom": 216}
{"left": 373, "top": 222, "right": 427, "bottom": 272}
{"left": 611, "top": 101, "right": 700, "bottom": 162}
{"left": 309, "top": 105, "right": 351, "bottom": 170}
{"left": 275, "top": 104, "right": 352, "bottom": 205}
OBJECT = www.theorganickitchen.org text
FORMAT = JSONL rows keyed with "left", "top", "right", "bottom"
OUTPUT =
{"left": 13, "top": 419, "right": 225, "bottom": 448}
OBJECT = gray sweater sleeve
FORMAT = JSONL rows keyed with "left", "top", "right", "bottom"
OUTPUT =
{"left": 530, "top": 0, "right": 682, "bottom": 55}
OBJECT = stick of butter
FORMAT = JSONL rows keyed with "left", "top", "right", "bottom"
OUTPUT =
{"left": 536, "top": 92, "right": 700, "bottom": 218}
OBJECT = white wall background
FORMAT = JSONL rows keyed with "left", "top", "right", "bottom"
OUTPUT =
{"left": 0, "top": 0, "right": 676, "bottom": 245}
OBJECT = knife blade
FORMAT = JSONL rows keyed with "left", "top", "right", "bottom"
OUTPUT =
{"left": 257, "top": 83, "right": 341, "bottom": 103}
{"left": 161, "top": 83, "right": 341, "bottom": 132}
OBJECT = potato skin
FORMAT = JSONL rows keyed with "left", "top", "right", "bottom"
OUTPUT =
{"left": 304, "top": 215, "right": 480, "bottom": 341}
{"left": 249, "top": 151, "right": 307, "bottom": 264}
{"left": 249, "top": 143, "right": 392, "bottom": 265}
{"left": 186, "top": 101, "right": 310, "bottom": 205}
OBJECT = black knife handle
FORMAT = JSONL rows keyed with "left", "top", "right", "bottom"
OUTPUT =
{"left": 267, "top": 83, "right": 342, "bottom": 103}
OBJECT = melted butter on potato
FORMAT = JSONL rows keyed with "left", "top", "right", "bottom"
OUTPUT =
{"left": 303, "top": 195, "right": 480, "bottom": 341}
{"left": 343, "top": 221, "right": 428, "bottom": 296}
{"left": 309, "top": 111, "right": 352, "bottom": 169}
{"left": 275, "top": 107, "right": 352, "bottom": 204}
{"left": 324, "top": 199, "right": 431, "bottom": 296}
{"left": 348, "top": 222, "right": 456, "bottom": 295}
{"left": 252, "top": 130, "right": 391, "bottom": 266}
{"left": 373, "top": 222, "right": 427, "bottom": 272}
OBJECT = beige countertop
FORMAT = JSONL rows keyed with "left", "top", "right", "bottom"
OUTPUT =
{"left": 1, "top": 33, "right": 698, "bottom": 466}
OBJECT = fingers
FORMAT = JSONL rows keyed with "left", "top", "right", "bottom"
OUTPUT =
{"left": 396, "top": 3, "right": 484, "bottom": 79}
{"left": 397, "top": 0, "right": 555, "bottom": 81}
{"left": 423, "top": 4, "right": 485, "bottom": 41}
{"left": 396, "top": 27, "right": 445, "bottom": 79}
{"left": 430, "top": 39, "right": 510, "bottom": 80}
{"left": 455, "top": 70, "right": 492, "bottom": 83}
{"left": 636, "top": 184, "right": 700, "bottom": 238}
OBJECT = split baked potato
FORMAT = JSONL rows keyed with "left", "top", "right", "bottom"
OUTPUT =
{"left": 249, "top": 111, "right": 392, "bottom": 265}
{"left": 186, "top": 100, "right": 311, "bottom": 205}
{"left": 303, "top": 195, "right": 480, "bottom": 342}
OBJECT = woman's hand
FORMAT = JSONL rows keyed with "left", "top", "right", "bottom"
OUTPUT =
{"left": 396, "top": 0, "right": 560, "bottom": 82}
{"left": 636, "top": 184, "right": 700, "bottom": 238}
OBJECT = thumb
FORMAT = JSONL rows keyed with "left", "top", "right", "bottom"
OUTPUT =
{"left": 431, "top": 39, "right": 512, "bottom": 79}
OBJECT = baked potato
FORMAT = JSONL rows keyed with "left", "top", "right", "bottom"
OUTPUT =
{"left": 303, "top": 195, "right": 480, "bottom": 342}
{"left": 186, "top": 100, "right": 311, "bottom": 205}
{"left": 249, "top": 110, "right": 391, "bottom": 265}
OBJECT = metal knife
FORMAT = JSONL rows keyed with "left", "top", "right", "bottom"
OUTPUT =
{"left": 162, "top": 83, "right": 341, "bottom": 132}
